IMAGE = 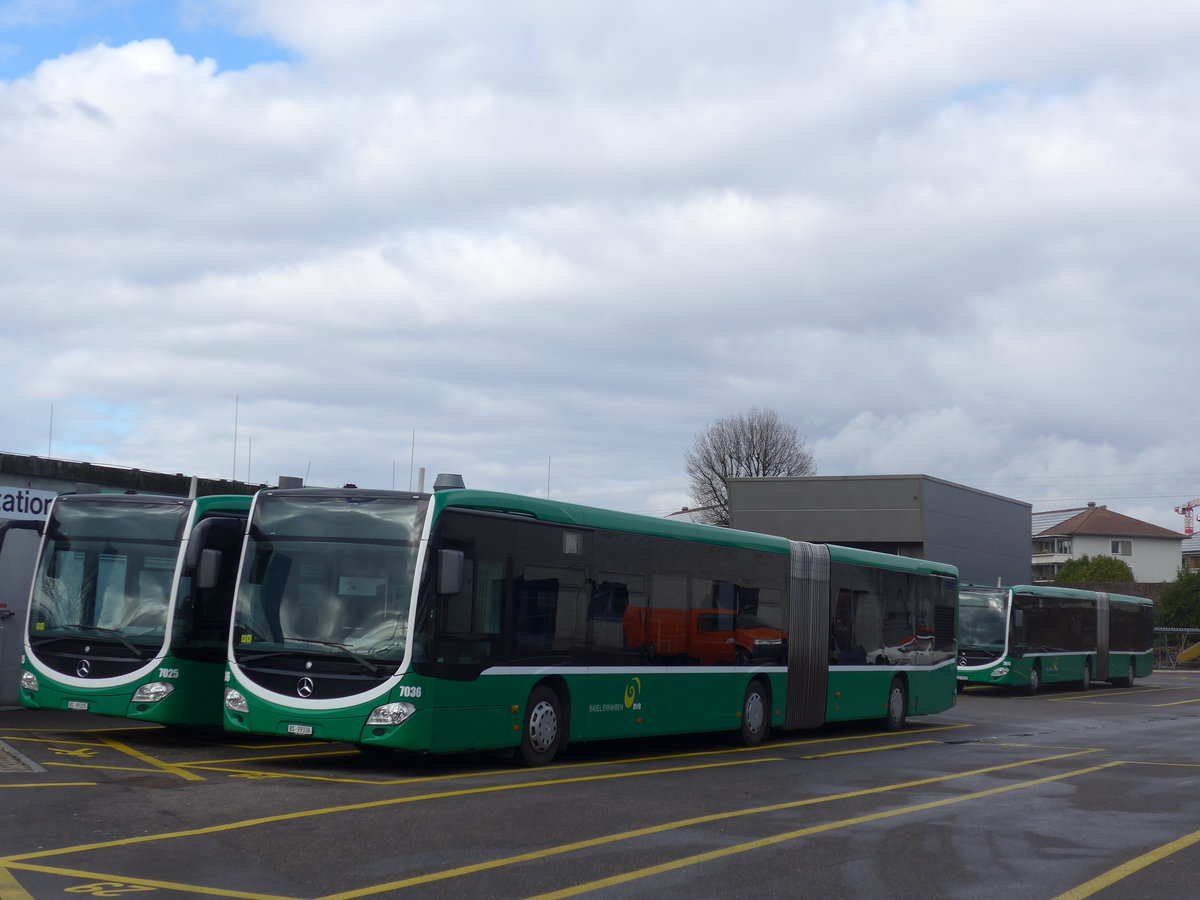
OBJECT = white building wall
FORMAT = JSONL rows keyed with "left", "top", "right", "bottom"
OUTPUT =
{"left": 1072, "top": 535, "right": 1181, "bottom": 581}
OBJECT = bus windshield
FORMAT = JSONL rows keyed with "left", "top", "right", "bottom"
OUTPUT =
{"left": 27, "top": 497, "right": 189, "bottom": 653}
{"left": 232, "top": 492, "right": 427, "bottom": 665}
{"left": 958, "top": 588, "right": 1010, "bottom": 651}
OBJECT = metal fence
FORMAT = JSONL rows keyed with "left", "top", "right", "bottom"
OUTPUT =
{"left": 1154, "top": 628, "right": 1200, "bottom": 669}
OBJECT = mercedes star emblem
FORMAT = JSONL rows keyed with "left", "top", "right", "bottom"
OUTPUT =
{"left": 297, "top": 676, "right": 315, "bottom": 698}
{"left": 77, "top": 659, "right": 92, "bottom": 678}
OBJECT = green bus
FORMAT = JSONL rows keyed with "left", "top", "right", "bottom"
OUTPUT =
{"left": 957, "top": 584, "right": 1154, "bottom": 694}
{"left": 19, "top": 492, "right": 251, "bottom": 726}
{"left": 223, "top": 484, "right": 959, "bottom": 765}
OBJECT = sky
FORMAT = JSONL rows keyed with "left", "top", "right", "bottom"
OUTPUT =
{"left": 2, "top": 0, "right": 1198, "bottom": 530}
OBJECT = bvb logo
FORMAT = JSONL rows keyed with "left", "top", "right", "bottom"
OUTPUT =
{"left": 624, "top": 677, "right": 642, "bottom": 709}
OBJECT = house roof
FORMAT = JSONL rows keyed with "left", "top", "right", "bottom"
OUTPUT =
{"left": 1035, "top": 504, "right": 1185, "bottom": 540}
{"left": 1031, "top": 507, "right": 1084, "bottom": 535}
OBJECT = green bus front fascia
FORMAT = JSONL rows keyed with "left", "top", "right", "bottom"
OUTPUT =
{"left": 21, "top": 655, "right": 227, "bottom": 726}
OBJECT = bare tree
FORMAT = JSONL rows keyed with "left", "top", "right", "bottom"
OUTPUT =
{"left": 685, "top": 408, "right": 816, "bottom": 526}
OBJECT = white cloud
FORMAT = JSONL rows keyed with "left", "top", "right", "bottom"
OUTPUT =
{"left": 2, "top": 1, "right": 1200, "bottom": 528}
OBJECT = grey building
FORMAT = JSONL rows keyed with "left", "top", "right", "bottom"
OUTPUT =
{"left": 727, "top": 473, "right": 1031, "bottom": 587}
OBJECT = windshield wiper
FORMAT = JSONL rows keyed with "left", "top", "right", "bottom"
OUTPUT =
{"left": 64, "top": 624, "right": 147, "bottom": 658}
{"left": 278, "top": 637, "right": 380, "bottom": 673}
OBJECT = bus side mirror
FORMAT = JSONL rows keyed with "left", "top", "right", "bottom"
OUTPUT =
{"left": 437, "top": 549, "right": 464, "bottom": 595}
{"left": 196, "top": 549, "right": 222, "bottom": 590}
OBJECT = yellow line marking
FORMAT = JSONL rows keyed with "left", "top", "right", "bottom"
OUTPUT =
{"left": 1, "top": 757, "right": 780, "bottom": 864}
{"left": 187, "top": 734, "right": 954, "bottom": 783}
{"left": 187, "top": 765, "right": 399, "bottom": 784}
{"left": 802, "top": 740, "right": 939, "bottom": 759}
{"left": 310, "top": 750, "right": 1103, "bottom": 900}
{"left": 179, "top": 727, "right": 967, "bottom": 781}
{"left": 44, "top": 762, "right": 181, "bottom": 774}
{"left": 176, "top": 750, "right": 357, "bottom": 766}
{"left": 215, "top": 741, "right": 334, "bottom": 750}
{"left": 1049, "top": 689, "right": 1178, "bottom": 703}
{"left": 96, "top": 734, "right": 205, "bottom": 782}
{"left": 0, "top": 861, "right": 301, "bottom": 900}
{"left": 1047, "top": 689, "right": 1133, "bottom": 700}
{"left": 0, "top": 865, "right": 36, "bottom": 900}
{"left": 1122, "top": 760, "right": 1200, "bottom": 769}
{"left": 0, "top": 737, "right": 106, "bottom": 747}
{"left": 523, "top": 761, "right": 1122, "bottom": 900}
{"left": 1152, "top": 697, "right": 1200, "bottom": 707}
{"left": 1051, "top": 825, "right": 1200, "bottom": 899}
{"left": 0, "top": 725, "right": 157, "bottom": 736}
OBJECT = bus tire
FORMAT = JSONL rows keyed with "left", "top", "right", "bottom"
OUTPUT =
{"left": 1026, "top": 665, "right": 1040, "bottom": 696}
{"left": 884, "top": 677, "right": 907, "bottom": 731}
{"left": 1079, "top": 663, "right": 1091, "bottom": 691}
{"left": 740, "top": 679, "right": 769, "bottom": 746}
{"left": 519, "top": 684, "right": 563, "bottom": 767}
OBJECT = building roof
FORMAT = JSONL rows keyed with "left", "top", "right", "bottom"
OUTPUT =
{"left": 1031, "top": 507, "right": 1084, "bottom": 535}
{"left": 1034, "top": 504, "right": 1185, "bottom": 540}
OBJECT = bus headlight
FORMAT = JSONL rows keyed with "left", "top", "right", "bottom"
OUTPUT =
{"left": 991, "top": 666, "right": 1010, "bottom": 679}
{"left": 20, "top": 671, "right": 38, "bottom": 693}
{"left": 132, "top": 682, "right": 174, "bottom": 703}
{"left": 224, "top": 688, "right": 249, "bottom": 713}
{"left": 367, "top": 702, "right": 416, "bottom": 726}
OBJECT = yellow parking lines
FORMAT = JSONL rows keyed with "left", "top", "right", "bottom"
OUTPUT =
{"left": 1053, "top": 824, "right": 1200, "bottom": 899}
{"left": 523, "top": 759, "right": 1121, "bottom": 900}
{"left": 0, "top": 865, "right": 36, "bottom": 900}
{"left": 308, "top": 750, "right": 1108, "bottom": 900}
{"left": 0, "top": 756, "right": 781, "bottom": 866}
{"left": 93, "top": 734, "right": 205, "bottom": 781}
{"left": 2, "top": 861, "right": 301, "bottom": 900}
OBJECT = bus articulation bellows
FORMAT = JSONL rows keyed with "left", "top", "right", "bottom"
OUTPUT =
{"left": 19, "top": 492, "right": 251, "bottom": 726}
{"left": 957, "top": 584, "right": 1154, "bottom": 694}
{"left": 223, "top": 485, "right": 960, "bottom": 764}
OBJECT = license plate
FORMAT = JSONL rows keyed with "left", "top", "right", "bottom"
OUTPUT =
{"left": 67, "top": 701, "right": 89, "bottom": 711}
{"left": 287, "top": 724, "right": 314, "bottom": 736}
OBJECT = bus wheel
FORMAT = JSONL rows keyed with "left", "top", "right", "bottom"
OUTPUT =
{"left": 1124, "top": 658, "right": 1137, "bottom": 687}
{"left": 740, "top": 679, "right": 769, "bottom": 746}
{"left": 519, "top": 685, "right": 563, "bottom": 767}
{"left": 1026, "top": 666, "right": 1040, "bottom": 696}
{"left": 884, "top": 678, "right": 907, "bottom": 731}
{"left": 1079, "top": 664, "right": 1091, "bottom": 692}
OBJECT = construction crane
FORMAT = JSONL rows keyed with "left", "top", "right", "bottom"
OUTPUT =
{"left": 1175, "top": 498, "right": 1200, "bottom": 535}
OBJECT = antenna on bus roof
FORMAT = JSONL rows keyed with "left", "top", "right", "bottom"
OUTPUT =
{"left": 433, "top": 474, "right": 465, "bottom": 491}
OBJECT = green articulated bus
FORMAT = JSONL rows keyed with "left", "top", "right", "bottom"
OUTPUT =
{"left": 223, "top": 484, "right": 959, "bottom": 764}
{"left": 957, "top": 584, "right": 1154, "bottom": 694}
{"left": 19, "top": 492, "right": 251, "bottom": 726}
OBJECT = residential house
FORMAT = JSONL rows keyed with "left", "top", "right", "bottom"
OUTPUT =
{"left": 1032, "top": 502, "right": 1184, "bottom": 582}
{"left": 1183, "top": 535, "right": 1200, "bottom": 572}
